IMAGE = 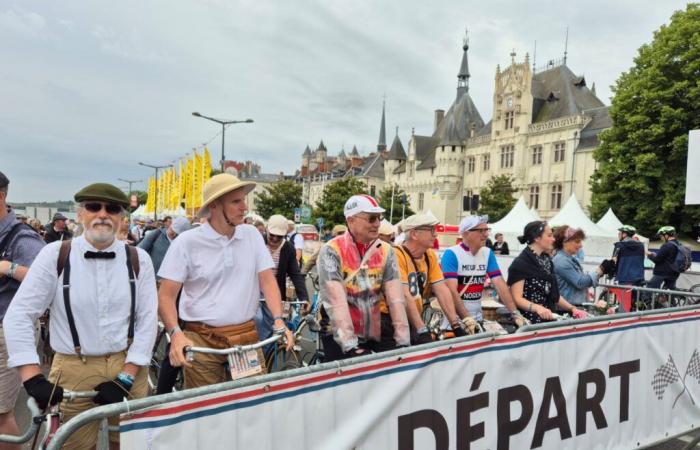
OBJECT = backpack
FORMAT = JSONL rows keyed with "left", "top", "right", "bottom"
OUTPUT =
{"left": 0, "top": 222, "right": 37, "bottom": 260}
{"left": 671, "top": 240, "right": 692, "bottom": 273}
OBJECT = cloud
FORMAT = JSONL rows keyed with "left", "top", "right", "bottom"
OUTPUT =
{"left": 1, "top": 0, "right": 692, "bottom": 203}
{"left": 0, "top": 6, "right": 46, "bottom": 38}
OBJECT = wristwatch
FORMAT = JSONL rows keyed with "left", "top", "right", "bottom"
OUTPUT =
{"left": 168, "top": 325, "right": 182, "bottom": 338}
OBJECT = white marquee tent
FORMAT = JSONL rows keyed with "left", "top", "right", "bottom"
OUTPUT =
{"left": 596, "top": 208, "right": 624, "bottom": 234}
{"left": 491, "top": 196, "right": 541, "bottom": 252}
{"left": 596, "top": 208, "right": 650, "bottom": 247}
{"left": 549, "top": 195, "right": 617, "bottom": 257}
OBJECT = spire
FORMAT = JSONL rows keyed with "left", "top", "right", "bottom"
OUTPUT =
{"left": 457, "top": 29, "right": 470, "bottom": 97}
{"left": 377, "top": 96, "right": 387, "bottom": 152}
{"left": 563, "top": 27, "right": 569, "bottom": 65}
{"left": 350, "top": 145, "right": 359, "bottom": 157}
{"left": 302, "top": 145, "right": 311, "bottom": 157}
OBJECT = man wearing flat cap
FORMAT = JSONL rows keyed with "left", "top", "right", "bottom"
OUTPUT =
{"left": 0, "top": 171, "right": 45, "bottom": 443}
{"left": 44, "top": 211, "right": 73, "bottom": 244}
{"left": 158, "top": 173, "right": 293, "bottom": 388}
{"left": 4, "top": 182, "right": 158, "bottom": 450}
{"left": 388, "top": 213, "right": 468, "bottom": 345}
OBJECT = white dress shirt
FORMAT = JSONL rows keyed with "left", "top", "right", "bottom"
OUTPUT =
{"left": 158, "top": 222, "right": 274, "bottom": 327}
{"left": 3, "top": 235, "right": 158, "bottom": 367}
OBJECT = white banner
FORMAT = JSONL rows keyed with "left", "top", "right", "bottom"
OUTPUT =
{"left": 686, "top": 129, "right": 700, "bottom": 205}
{"left": 121, "top": 309, "right": 700, "bottom": 450}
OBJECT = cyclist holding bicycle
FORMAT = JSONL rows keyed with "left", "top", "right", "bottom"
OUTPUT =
{"left": 317, "top": 195, "right": 409, "bottom": 361}
{"left": 158, "top": 174, "right": 294, "bottom": 388}
{"left": 3, "top": 183, "right": 158, "bottom": 450}
{"left": 255, "top": 214, "right": 309, "bottom": 342}
{"left": 387, "top": 213, "right": 462, "bottom": 345}
{"left": 441, "top": 215, "right": 525, "bottom": 331}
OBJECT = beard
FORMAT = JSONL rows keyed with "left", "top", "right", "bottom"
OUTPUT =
{"left": 84, "top": 218, "right": 116, "bottom": 246}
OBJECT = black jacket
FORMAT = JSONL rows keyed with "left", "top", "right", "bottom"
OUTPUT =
{"left": 43, "top": 226, "right": 73, "bottom": 244}
{"left": 268, "top": 239, "right": 309, "bottom": 302}
{"left": 649, "top": 240, "right": 679, "bottom": 277}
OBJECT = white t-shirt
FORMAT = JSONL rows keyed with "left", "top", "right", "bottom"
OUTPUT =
{"left": 287, "top": 231, "right": 304, "bottom": 251}
{"left": 158, "top": 222, "right": 274, "bottom": 326}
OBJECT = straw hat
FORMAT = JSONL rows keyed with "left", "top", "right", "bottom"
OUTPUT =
{"left": 198, "top": 173, "right": 256, "bottom": 217}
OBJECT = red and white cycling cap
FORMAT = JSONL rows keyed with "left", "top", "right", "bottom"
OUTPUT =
{"left": 344, "top": 194, "right": 385, "bottom": 218}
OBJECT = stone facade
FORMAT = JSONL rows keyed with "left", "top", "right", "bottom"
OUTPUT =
{"left": 297, "top": 33, "right": 610, "bottom": 225}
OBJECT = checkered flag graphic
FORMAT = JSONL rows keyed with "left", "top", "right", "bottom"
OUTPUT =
{"left": 651, "top": 355, "right": 680, "bottom": 400}
{"left": 686, "top": 350, "right": 700, "bottom": 384}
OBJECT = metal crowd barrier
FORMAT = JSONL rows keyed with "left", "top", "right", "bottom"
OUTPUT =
{"left": 46, "top": 331, "right": 502, "bottom": 450}
{"left": 596, "top": 282, "right": 700, "bottom": 311}
{"left": 43, "top": 295, "right": 700, "bottom": 449}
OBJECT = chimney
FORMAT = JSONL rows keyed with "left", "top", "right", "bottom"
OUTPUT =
{"left": 434, "top": 109, "right": 445, "bottom": 133}
{"left": 470, "top": 122, "right": 476, "bottom": 138}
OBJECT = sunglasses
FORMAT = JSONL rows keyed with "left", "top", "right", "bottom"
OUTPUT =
{"left": 268, "top": 234, "right": 284, "bottom": 241}
{"left": 469, "top": 227, "right": 491, "bottom": 233}
{"left": 84, "top": 202, "right": 122, "bottom": 215}
{"left": 357, "top": 214, "right": 382, "bottom": 224}
{"left": 415, "top": 226, "right": 437, "bottom": 233}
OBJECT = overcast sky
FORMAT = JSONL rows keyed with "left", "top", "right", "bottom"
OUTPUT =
{"left": 0, "top": 0, "right": 691, "bottom": 202}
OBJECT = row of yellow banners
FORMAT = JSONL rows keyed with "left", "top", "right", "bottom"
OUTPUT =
{"left": 144, "top": 148, "right": 213, "bottom": 215}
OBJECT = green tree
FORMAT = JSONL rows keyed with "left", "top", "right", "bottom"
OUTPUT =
{"left": 312, "top": 177, "right": 367, "bottom": 227}
{"left": 477, "top": 174, "right": 517, "bottom": 222}
{"left": 377, "top": 183, "right": 415, "bottom": 223}
{"left": 590, "top": 4, "right": 700, "bottom": 235}
{"left": 127, "top": 190, "right": 148, "bottom": 213}
{"left": 255, "top": 180, "right": 303, "bottom": 219}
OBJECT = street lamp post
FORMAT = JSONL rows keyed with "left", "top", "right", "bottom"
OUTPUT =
{"left": 118, "top": 178, "right": 144, "bottom": 220}
{"left": 191, "top": 112, "right": 253, "bottom": 172}
{"left": 138, "top": 162, "right": 172, "bottom": 221}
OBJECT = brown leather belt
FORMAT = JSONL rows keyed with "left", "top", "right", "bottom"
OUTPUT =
{"left": 184, "top": 320, "right": 258, "bottom": 348}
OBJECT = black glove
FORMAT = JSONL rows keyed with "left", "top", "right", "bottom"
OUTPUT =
{"left": 93, "top": 378, "right": 131, "bottom": 405}
{"left": 600, "top": 259, "right": 616, "bottom": 276}
{"left": 415, "top": 331, "right": 434, "bottom": 345}
{"left": 452, "top": 324, "right": 467, "bottom": 337}
{"left": 23, "top": 374, "right": 63, "bottom": 410}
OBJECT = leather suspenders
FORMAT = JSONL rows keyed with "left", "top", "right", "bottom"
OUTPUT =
{"left": 57, "top": 241, "right": 140, "bottom": 362}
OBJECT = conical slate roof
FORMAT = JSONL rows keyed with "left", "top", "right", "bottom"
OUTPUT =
{"left": 302, "top": 145, "right": 311, "bottom": 156}
{"left": 433, "top": 92, "right": 484, "bottom": 145}
{"left": 317, "top": 140, "right": 327, "bottom": 152}
{"left": 378, "top": 99, "right": 387, "bottom": 151}
{"left": 386, "top": 133, "right": 406, "bottom": 160}
{"left": 338, "top": 149, "right": 346, "bottom": 158}
{"left": 350, "top": 146, "right": 360, "bottom": 157}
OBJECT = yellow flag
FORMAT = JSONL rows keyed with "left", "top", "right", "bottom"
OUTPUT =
{"left": 203, "top": 147, "right": 212, "bottom": 183}
{"left": 145, "top": 177, "right": 155, "bottom": 213}
{"left": 185, "top": 157, "right": 194, "bottom": 213}
{"left": 193, "top": 151, "right": 203, "bottom": 208}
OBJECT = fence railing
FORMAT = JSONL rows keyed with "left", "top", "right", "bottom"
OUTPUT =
{"left": 596, "top": 282, "right": 700, "bottom": 311}
{"left": 34, "top": 287, "right": 700, "bottom": 449}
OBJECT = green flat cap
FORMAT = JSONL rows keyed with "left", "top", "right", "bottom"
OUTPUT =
{"left": 74, "top": 183, "right": 129, "bottom": 208}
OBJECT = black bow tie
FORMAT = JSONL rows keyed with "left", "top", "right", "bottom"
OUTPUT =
{"left": 84, "top": 251, "right": 116, "bottom": 260}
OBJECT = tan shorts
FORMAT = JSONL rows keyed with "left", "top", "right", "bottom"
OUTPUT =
{"left": 47, "top": 352, "right": 148, "bottom": 450}
{"left": 0, "top": 325, "right": 21, "bottom": 414}
{"left": 183, "top": 330, "right": 265, "bottom": 389}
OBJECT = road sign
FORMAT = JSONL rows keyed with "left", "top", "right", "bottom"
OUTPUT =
{"left": 294, "top": 208, "right": 301, "bottom": 223}
{"left": 301, "top": 206, "right": 312, "bottom": 222}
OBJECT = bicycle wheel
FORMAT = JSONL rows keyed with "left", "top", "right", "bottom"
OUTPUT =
{"left": 266, "top": 346, "right": 302, "bottom": 373}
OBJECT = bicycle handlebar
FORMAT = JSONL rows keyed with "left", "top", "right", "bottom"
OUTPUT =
{"left": 185, "top": 334, "right": 283, "bottom": 359}
{"left": 0, "top": 390, "right": 98, "bottom": 444}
